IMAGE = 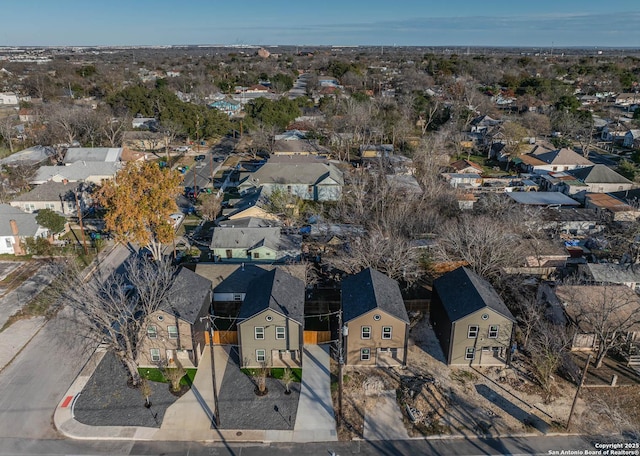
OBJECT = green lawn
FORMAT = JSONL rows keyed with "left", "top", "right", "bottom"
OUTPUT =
{"left": 139, "top": 367, "right": 197, "bottom": 386}
{"left": 241, "top": 367, "right": 302, "bottom": 382}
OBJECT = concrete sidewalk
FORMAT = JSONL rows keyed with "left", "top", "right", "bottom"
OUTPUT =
{"left": 363, "top": 390, "right": 410, "bottom": 441}
{"left": 0, "top": 316, "right": 46, "bottom": 373}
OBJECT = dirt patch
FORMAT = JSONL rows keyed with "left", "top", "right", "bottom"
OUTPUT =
{"left": 331, "top": 314, "right": 640, "bottom": 441}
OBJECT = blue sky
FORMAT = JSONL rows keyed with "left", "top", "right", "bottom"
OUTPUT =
{"left": 2, "top": 0, "right": 639, "bottom": 47}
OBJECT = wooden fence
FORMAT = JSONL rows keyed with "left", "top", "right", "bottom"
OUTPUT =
{"left": 303, "top": 331, "right": 332, "bottom": 345}
{"left": 205, "top": 330, "right": 238, "bottom": 345}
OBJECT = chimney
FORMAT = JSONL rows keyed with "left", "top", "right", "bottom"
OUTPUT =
{"left": 62, "top": 179, "right": 68, "bottom": 185}
{"left": 9, "top": 220, "right": 25, "bottom": 256}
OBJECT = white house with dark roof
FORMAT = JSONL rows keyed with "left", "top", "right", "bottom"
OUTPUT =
{"left": 0, "top": 204, "right": 49, "bottom": 255}
{"left": 341, "top": 268, "right": 409, "bottom": 367}
{"left": 517, "top": 146, "right": 593, "bottom": 175}
{"left": 10, "top": 181, "right": 91, "bottom": 216}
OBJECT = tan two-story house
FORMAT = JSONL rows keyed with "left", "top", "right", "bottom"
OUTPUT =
{"left": 237, "top": 268, "right": 305, "bottom": 368}
{"left": 137, "top": 267, "right": 212, "bottom": 368}
{"left": 431, "top": 267, "right": 515, "bottom": 366}
{"left": 341, "top": 268, "right": 409, "bottom": 367}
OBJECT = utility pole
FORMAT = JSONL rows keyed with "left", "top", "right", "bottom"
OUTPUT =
{"left": 75, "top": 188, "right": 88, "bottom": 255}
{"left": 567, "top": 354, "right": 591, "bottom": 430}
{"left": 337, "top": 308, "right": 344, "bottom": 427}
{"left": 201, "top": 315, "right": 220, "bottom": 427}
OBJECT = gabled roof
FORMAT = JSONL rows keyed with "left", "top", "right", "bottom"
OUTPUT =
{"left": 450, "top": 159, "right": 484, "bottom": 173}
{"left": 161, "top": 267, "right": 212, "bottom": 325}
{"left": 507, "top": 192, "right": 580, "bottom": 206}
{"left": 195, "top": 263, "right": 307, "bottom": 293}
{"left": 63, "top": 147, "right": 122, "bottom": 164}
{"left": 583, "top": 263, "right": 640, "bottom": 284}
{"left": 433, "top": 267, "right": 514, "bottom": 322}
{"left": 0, "top": 204, "right": 42, "bottom": 237}
{"left": 11, "top": 181, "right": 77, "bottom": 202}
{"left": 523, "top": 147, "right": 593, "bottom": 167}
{"left": 341, "top": 268, "right": 409, "bottom": 324}
{"left": 32, "top": 161, "right": 122, "bottom": 184}
{"left": 566, "top": 164, "right": 632, "bottom": 185}
{"left": 237, "top": 269, "right": 305, "bottom": 324}
{"left": 210, "top": 226, "right": 282, "bottom": 251}
{"left": 239, "top": 161, "right": 344, "bottom": 187}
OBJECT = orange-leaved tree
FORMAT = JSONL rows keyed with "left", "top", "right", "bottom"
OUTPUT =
{"left": 97, "top": 161, "right": 182, "bottom": 259}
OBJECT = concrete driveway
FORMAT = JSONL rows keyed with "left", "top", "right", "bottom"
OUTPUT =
{"left": 363, "top": 390, "right": 410, "bottom": 441}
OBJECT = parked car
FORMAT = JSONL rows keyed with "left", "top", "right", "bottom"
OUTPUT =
{"left": 174, "top": 146, "right": 191, "bottom": 152}
{"left": 195, "top": 154, "right": 206, "bottom": 161}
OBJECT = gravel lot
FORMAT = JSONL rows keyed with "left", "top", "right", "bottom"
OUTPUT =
{"left": 217, "top": 347, "right": 300, "bottom": 430}
{"left": 73, "top": 352, "right": 180, "bottom": 428}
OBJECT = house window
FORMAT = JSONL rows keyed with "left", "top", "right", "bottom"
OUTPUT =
{"left": 233, "top": 293, "right": 242, "bottom": 301}
{"left": 167, "top": 325, "right": 178, "bottom": 339}
{"left": 307, "top": 185, "right": 313, "bottom": 193}
{"left": 225, "top": 249, "right": 232, "bottom": 258}
{"left": 150, "top": 348, "right": 161, "bottom": 362}
{"left": 287, "top": 185, "right": 292, "bottom": 194}
{"left": 44, "top": 203, "right": 56, "bottom": 210}
{"left": 361, "top": 326, "right": 371, "bottom": 339}
{"left": 255, "top": 327, "right": 265, "bottom": 340}
{"left": 276, "top": 327, "right": 286, "bottom": 340}
{"left": 468, "top": 325, "right": 479, "bottom": 338}
{"left": 465, "top": 347, "right": 475, "bottom": 360}
{"left": 253, "top": 252, "right": 260, "bottom": 259}
{"left": 382, "top": 326, "right": 392, "bottom": 339}
{"left": 488, "top": 325, "right": 499, "bottom": 338}
{"left": 256, "top": 349, "right": 266, "bottom": 363}
{"left": 147, "top": 325, "right": 157, "bottom": 339}
{"left": 361, "top": 348, "right": 370, "bottom": 361}
{"left": 5, "top": 239, "right": 12, "bottom": 248}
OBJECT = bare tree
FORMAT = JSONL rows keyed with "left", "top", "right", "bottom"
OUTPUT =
{"left": 0, "top": 115, "right": 17, "bottom": 154}
{"left": 434, "top": 213, "right": 525, "bottom": 280}
{"left": 556, "top": 283, "right": 640, "bottom": 368}
{"left": 57, "top": 256, "right": 177, "bottom": 386}
{"left": 197, "top": 193, "right": 223, "bottom": 221}
{"left": 529, "top": 319, "right": 573, "bottom": 403}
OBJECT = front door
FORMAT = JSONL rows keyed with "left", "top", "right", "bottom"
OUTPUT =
{"left": 166, "top": 349, "right": 174, "bottom": 364}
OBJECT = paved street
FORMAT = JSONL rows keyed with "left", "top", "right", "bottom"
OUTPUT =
{"left": 0, "top": 434, "right": 614, "bottom": 455}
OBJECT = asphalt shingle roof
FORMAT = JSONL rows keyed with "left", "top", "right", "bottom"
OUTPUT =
{"left": 341, "top": 268, "right": 408, "bottom": 324}
{"left": 161, "top": 267, "right": 212, "bottom": 325}
{"left": 11, "top": 181, "right": 77, "bottom": 202}
{"left": 0, "top": 204, "right": 41, "bottom": 237}
{"left": 567, "top": 164, "right": 632, "bottom": 185}
{"left": 433, "top": 267, "right": 514, "bottom": 322}
{"left": 237, "top": 269, "right": 305, "bottom": 324}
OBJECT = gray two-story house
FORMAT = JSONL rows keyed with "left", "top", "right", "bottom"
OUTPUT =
{"left": 431, "top": 267, "right": 515, "bottom": 366}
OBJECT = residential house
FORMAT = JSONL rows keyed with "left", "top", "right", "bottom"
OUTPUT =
{"left": 431, "top": 267, "right": 515, "bottom": 366}
{"left": 601, "top": 124, "right": 627, "bottom": 144}
{"left": 63, "top": 147, "right": 123, "bottom": 164}
{"left": 210, "top": 225, "right": 301, "bottom": 262}
{"left": 0, "top": 145, "right": 55, "bottom": 166}
{"left": 449, "top": 159, "right": 484, "bottom": 175}
{"left": 221, "top": 189, "right": 280, "bottom": 222}
{"left": 31, "top": 161, "right": 122, "bottom": 185}
{"left": 542, "top": 165, "right": 634, "bottom": 203}
{"left": 579, "top": 263, "right": 640, "bottom": 291}
{"left": 359, "top": 144, "right": 393, "bottom": 159}
{"left": 18, "top": 108, "right": 36, "bottom": 123}
{"left": 623, "top": 130, "right": 640, "bottom": 149}
{"left": 469, "top": 115, "right": 501, "bottom": 134}
{"left": 341, "top": 268, "right": 409, "bottom": 367}
{"left": 0, "top": 92, "right": 19, "bottom": 105}
{"left": 237, "top": 157, "right": 343, "bottom": 202}
{"left": 553, "top": 285, "right": 640, "bottom": 353}
{"left": 195, "top": 263, "right": 306, "bottom": 316}
{"left": 237, "top": 269, "right": 305, "bottom": 368}
{"left": 615, "top": 93, "right": 640, "bottom": 106}
{"left": 517, "top": 146, "right": 593, "bottom": 175}
{"left": 441, "top": 173, "right": 482, "bottom": 189}
{"left": 507, "top": 192, "right": 580, "bottom": 207}
{"left": 138, "top": 267, "right": 212, "bottom": 368}
{"left": 10, "top": 181, "right": 91, "bottom": 216}
{"left": 208, "top": 99, "right": 241, "bottom": 116}
{"left": 271, "top": 139, "right": 330, "bottom": 156}
{"left": 131, "top": 117, "right": 158, "bottom": 130}
{"left": 0, "top": 204, "right": 49, "bottom": 255}
{"left": 585, "top": 193, "right": 640, "bottom": 222}
{"left": 537, "top": 208, "right": 602, "bottom": 236}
